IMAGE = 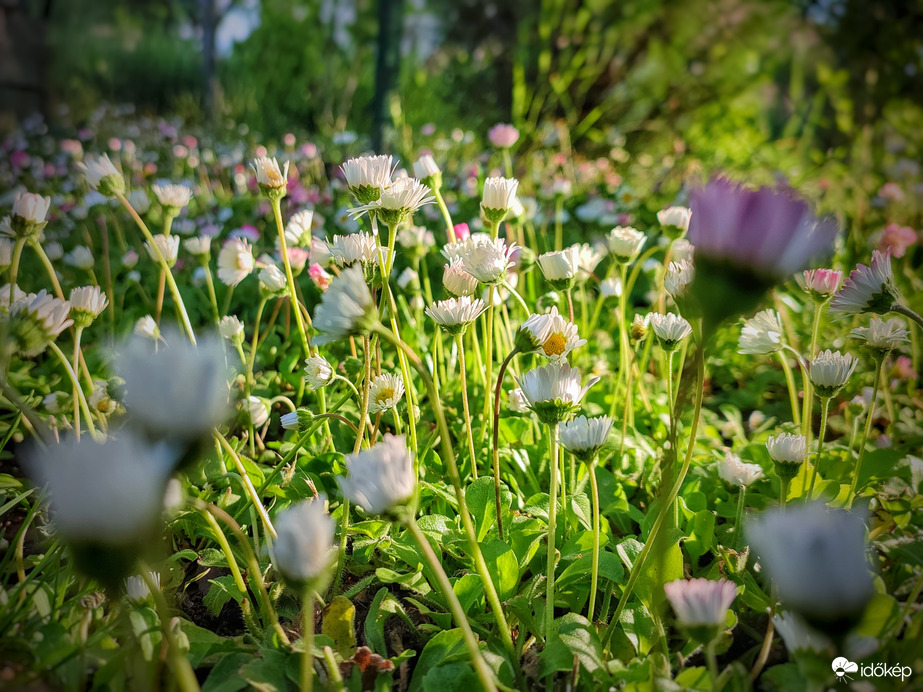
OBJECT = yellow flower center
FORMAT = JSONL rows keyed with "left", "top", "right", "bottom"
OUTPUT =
{"left": 542, "top": 332, "right": 567, "bottom": 356}
{"left": 376, "top": 388, "right": 395, "bottom": 405}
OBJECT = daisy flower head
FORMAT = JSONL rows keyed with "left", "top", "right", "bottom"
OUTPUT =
{"left": 281, "top": 408, "right": 314, "bottom": 433}
{"left": 425, "top": 295, "right": 488, "bottom": 336}
{"left": 664, "top": 259, "right": 695, "bottom": 301}
{"left": 766, "top": 433, "right": 807, "bottom": 480}
{"left": 442, "top": 258, "right": 478, "bottom": 297}
{"left": 352, "top": 177, "right": 434, "bottom": 228}
{"left": 218, "top": 315, "right": 244, "bottom": 346}
{"left": 664, "top": 578, "right": 738, "bottom": 642}
{"left": 829, "top": 251, "right": 899, "bottom": 317}
{"left": 217, "top": 238, "right": 254, "bottom": 286}
{"left": 607, "top": 226, "right": 646, "bottom": 264}
{"left": 312, "top": 265, "right": 378, "bottom": 345}
{"left": 251, "top": 156, "right": 289, "bottom": 197}
{"left": 78, "top": 153, "right": 124, "bottom": 196}
{"left": 183, "top": 235, "right": 211, "bottom": 259}
{"left": 558, "top": 415, "right": 613, "bottom": 462}
{"left": 341, "top": 155, "right": 395, "bottom": 203}
{"left": 258, "top": 264, "right": 288, "bottom": 296}
{"left": 271, "top": 497, "right": 336, "bottom": 588}
{"left": 516, "top": 361, "right": 599, "bottom": 425}
{"left": 339, "top": 434, "right": 416, "bottom": 518}
{"left": 648, "top": 312, "right": 693, "bottom": 351}
{"left": 508, "top": 387, "right": 530, "bottom": 413}
{"left": 412, "top": 154, "right": 441, "bottom": 187}
{"left": 368, "top": 373, "right": 405, "bottom": 414}
{"left": 145, "top": 234, "right": 180, "bottom": 268}
{"left": 304, "top": 354, "right": 334, "bottom": 390}
{"left": 8, "top": 192, "right": 50, "bottom": 239}
{"left": 537, "top": 246, "right": 581, "bottom": 291}
{"left": 327, "top": 232, "right": 381, "bottom": 271}
{"left": 134, "top": 315, "right": 161, "bottom": 341}
{"left": 737, "top": 308, "right": 785, "bottom": 355}
{"left": 152, "top": 183, "right": 193, "bottom": 211}
{"left": 488, "top": 123, "right": 520, "bottom": 149}
{"left": 515, "top": 306, "right": 586, "bottom": 360}
{"left": 850, "top": 316, "right": 910, "bottom": 357}
{"left": 5, "top": 290, "right": 73, "bottom": 358}
{"left": 797, "top": 268, "right": 841, "bottom": 303}
{"left": 574, "top": 242, "right": 604, "bottom": 278}
{"left": 657, "top": 205, "right": 692, "bottom": 240}
{"left": 481, "top": 176, "right": 520, "bottom": 224}
{"left": 460, "top": 236, "right": 517, "bottom": 285}
{"left": 717, "top": 451, "right": 763, "bottom": 487}
{"left": 283, "top": 209, "right": 315, "bottom": 248}
{"left": 808, "top": 349, "right": 858, "bottom": 398}
{"left": 69, "top": 286, "right": 108, "bottom": 328}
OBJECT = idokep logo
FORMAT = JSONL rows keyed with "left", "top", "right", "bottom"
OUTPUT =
{"left": 832, "top": 657, "right": 913, "bottom": 684}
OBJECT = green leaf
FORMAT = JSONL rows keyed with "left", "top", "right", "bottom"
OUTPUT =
{"left": 453, "top": 573, "right": 484, "bottom": 614}
{"left": 465, "top": 476, "right": 512, "bottom": 541}
{"left": 539, "top": 613, "right": 606, "bottom": 676}
{"left": 240, "top": 649, "right": 295, "bottom": 692}
{"left": 202, "top": 653, "right": 251, "bottom": 692}
{"left": 480, "top": 540, "right": 519, "bottom": 600}
{"left": 408, "top": 629, "right": 470, "bottom": 692}
{"left": 675, "top": 666, "right": 710, "bottom": 690}
{"left": 129, "top": 607, "right": 162, "bottom": 662}
{"left": 364, "top": 587, "right": 412, "bottom": 656}
{"left": 618, "top": 602, "right": 656, "bottom": 655}
{"left": 616, "top": 531, "right": 683, "bottom": 608}
{"left": 684, "top": 510, "right": 716, "bottom": 564}
{"left": 203, "top": 575, "right": 245, "bottom": 616}
{"left": 569, "top": 493, "right": 592, "bottom": 531}
{"left": 760, "top": 663, "right": 807, "bottom": 692}
{"left": 375, "top": 566, "right": 432, "bottom": 596}
{"left": 422, "top": 662, "right": 479, "bottom": 692}
{"left": 322, "top": 596, "right": 357, "bottom": 658}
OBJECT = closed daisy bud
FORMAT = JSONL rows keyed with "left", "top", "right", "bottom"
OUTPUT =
{"left": 78, "top": 154, "right": 125, "bottom": 196}
{"left": 368, "top": 373, "right": 404, "bottom": 414}
{"left": 241, "top": 395, "right": 270, "bottom": 428}
{"left": 808, "top": 349, "right": 857, "bottom": 398}
{"left": 766, "top": 432, "right": 807, "bottom": 480}
{"left": 134, "top": 315, "right": 161, "bottom": 341}
{"left": 747, "top": 503, "right": 874, "bottom": 634}
{"left": 537, "top": 246, "right": 581, "bottom": 291}
{"left": 69, "top": 286, "right": 108, "bottom": 328}
{"left": 125, "top": 571, "right": 160, "bottom": 604}
{"left": 65, "top": 245, "right": 95, "bottom": 271}
{"left": 516, "top": 306, "right": 586, "bottom": 360}
{"left": 442, "top": 258, "right": 478, "bottom": 297}
{"left": 630, "top": 313, "right": 649, "bottom": 341}
{"left": 283, "top": 209, "right": 314, "bottom": 248}
{"left": 25, "top": 432, "right": 174, "bottom": 587}
{"left": 183, "top": 235, "right": 211, "bottom": 259}
{"left": 9, "top": 192, "right": 50, "bottom": 238}
{"left": 413, "top": 154, "right": 441, "bottom": 188}
{"left": 118, "top": 331, "right": 230, "bottom": 445}
{"left": 797, "top": 268, "right": 841, "bottom": 303}
{"left": 425, "top": 295, "right": 488, "bottom": 336}
{"left": 664, "top": 259, "right": 695, "bottom": 301}
{"left": 849, "top": 316, "right": 909, "bottom": 355}
{"left": 657, "top": 205, "right": 692, "bottom": 240}
{"left": 313, "top": 265, "right": 378, "bottom": 345}
{"left": 6, "top": 290, "right": 73, "bottom": 357}
{"left": 281, "top": 408, "right": 314, "bottom": 432}
{"left": 738, "top": 308, "right": 784, "bottom": 355}
{"left": 251, "top": 156, "right": 289, "bottom": 197}
{"left": 516, "top": 362, "right": 599, "bottom": 425}
{"left": 607, "top": 226, "right": 646, "bottom": 263}
{"left": 259, "top": 264, "right": 287, "bottom": 296}
{"left": 152, "top": 184, "right": 193, "bottom": 212}
{"left": 308, "top": 263, "right": 332, "bottom": 292}
{"left": 460, "top": 236, "right": 517, "bottom": 285}
{"left": 717, "top": 451, "right": 763, "bottom": 487}
{"left": 558, "top": 415, "right": 613, "bottom": 463}
{"left": 599, "top": 277, "right": 622, "bottom": 299}
{"left": 271, "top": 497, "right": 336, "bottom": 587}
{"left": 145, "top": 234, "right": 180, "bottom": 268}
{"left": 342, "top": 155, "right": 395, "bottom": 204}
{"left": 829, "top": 251, "right": 899, "bottom": 317}
{"left": 217, "top": 238, "right": 254, "bottom": 286}
{"left": 664, "top": 578, "right": 738, "bottom": 642}
{"left": 481, "top": 176, "right": 519, "bottom": 224}
{"left": 648, "top": 312, "right": 692, "bottom": 351}
{"left": 339, "top": 434, "right": 416, "bottom": 518}
{"left": 218, "top": 315, "right": 245, "bottom": 345}
{"left": 304, "top": 355, "right": 334, "bottom": 389}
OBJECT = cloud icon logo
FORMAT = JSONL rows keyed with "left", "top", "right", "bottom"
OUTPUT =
{"left": 832, "top": 657, "right": 859, "bottom": 682}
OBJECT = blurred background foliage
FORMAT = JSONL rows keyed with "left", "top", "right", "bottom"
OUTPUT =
{"left": 6, "top": 0, "right": 923, "bottom": 196}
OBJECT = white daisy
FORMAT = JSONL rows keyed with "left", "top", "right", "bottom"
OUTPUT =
{"left": 829, "top": 251, "right": 899, "bottom": 316}
{"left": 271, "top": 497, "right": 336, "bottom": 585}
{"left": 737, "top": 308, "right": 784, "bottom": 355}
{"left": 339, "top": 434, "right": 416, "bottom": 516}
{"left": 425, "top": 295, "right": 488, "bottom": 335}
{"left": 368, "top": 373, "right": 405, "bottom": 414}
{"left": 217, "top": 238, "right": 254, "bottom": 286}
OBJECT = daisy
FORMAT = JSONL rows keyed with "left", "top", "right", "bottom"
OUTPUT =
{"left": 460, "top": 236, "right": 517, "bottom": 285}
{"left": 152, "top": 183, "right": 193, "bottom": 210}
{"left": 766, "top": 433, "right": 807, "bottom": 480}
{"left": 737, "top": 309, "right": 784, "bottom": 355}
{"left": 797, "top": 268, "right": 841, "bottom": 303}
{"left": 342, "top": 155, "right": 395, "bottom": 203}
{"left": 516, "top": 361, "right": 599, "bottom": 425}
{"left": 78, "top": 154, "right": 124, "bottom": 196}
{"left": 607, "top": 226, "right": 646, "bottom": 263}
{"left": 145, "top": 234, "right": 180, "bottom": 268}
{"left": 304, "top": 355, "right": 334, "bottom": 389}
{"left": 283, "top": 209, "right": 314, "bottom": 248}
{"left": 664, "top": 578, "right": 738, "bottom": 631}
{"left": 849, "top": 316, "right": 909, "bottom": 353}
{"left": 808, "top": 349, "right": 857, "bottom": 398}
{"left": 69, "top": 286, "right": 108, "bottom": 327}
{"left": 481, "top": 176, "right": 519, "bottom": 223}
{"left": 339, "top": 434, "right": 416, "bottom": 516}
{"left": 251, "top": 156, "right": 289, "bottom": 193}
{"left": 516, "top": 306, "right": 586, "bottom": 360}
{"left": 271, "top": 497, "right": 336, "bottom": 586}
{"left": 648, "top": 312, "right": 693, "bottom": 351}
{"left": 442, "top": 258, "right": 479, "bottom": 297}
{"left": 367, "top": 373, "right": 405, "bottom": 414}
{"left": 217, "top": 238, "right": 254, "bottom": 286}
{"left": 312, "top": 265, "right": 378, "bottom": 345}
{"left": 537, "top": 246, "right": 581, "bottom": 291}
{"left": 829, "top": 251, "right": 898, "bottom": 317}
{"left": 717, "top": 451, "right": 763, "bottom": 487}
{"left": 558, "top": 415, "right": 613, "bottom": 462}
{"left": 6, "top": 290, "right": 72, "bottom": 357}
{"left": 425, "top": 295, "right": 488, "bottom": 336}
{"left": 218, "top": 315, "right": 244, "bottom": 345}
{"left": 657, "top": 206, "right": 692, "bottom": 239}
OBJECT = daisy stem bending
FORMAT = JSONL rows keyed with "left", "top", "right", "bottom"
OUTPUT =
{"left": 492, "top": 348, "right": 520, "bottom": 541}
{"left": 545, "top": 424, "right": 560, "bottom": 648}
{"left": 199, "top": 509, "right": 258, "bottom": 635}
{"left": 405, "top": 517, "right": 498, "bottom": 692}
{"left": 201, "top": 261, "right": 221, "bottom": 324}
{"left": 138, "top": 567, "right": 201, "bottom": 692}
{"left": 154, "top": 211, "right": 176, "bottom": 324}
{"left": 846, "top": 355, "right": 885, "bottom": 509}
{"left": 115, "top": 191, "right": 196, "bottom": 345}
{"left": 501, "top": 279, "right": 530, "bottom": 314}
{"left": 775, "top": 350, "right": 801, "bottom": 427}
{"left": 733, "top": 484, "right": 747, "bottom": 550}
{"left": 432, "top": 186, "right": 456, "bottom": 244}
{"left": 373, "top": 324, "right": 518, "bottom": 660}
{"left": 48, "top": 342, "right": 99, "bottom": 441}
{"left": 604, "top": 345, "right": 705, "bottom": 650}
{"left": 270, "top": 198, "right": 310, "bottom": 358}
{"left": 246, "top": 296, "right": 269, "bottom": 457}
{"left": 566, "top": 288, "right": 575, "bottom": 324}
{"left": 891, "top": 302, "right": 923, "bottom": 330}
{"left": 455, "top": 334, "right": 478, "bottom": 481}
{"left": 30, "top": 240, "right": 65, "bottom": 300}
{"left": 587, "top": 458, "right": 601, "bottom": 622}
{"left": 214, "top": 430, "right": 276, "bottom": 538}
{"left": 805, "top": 396, "right": 830, "bottom": 501}
{"left": 301, "top": 586, "right": 315, "bottom": 692}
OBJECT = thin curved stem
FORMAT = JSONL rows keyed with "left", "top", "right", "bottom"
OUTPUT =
{"left": 501, "top": 280, "right": 531, "bottom": 314}
{"left": 48, "top": 342, "right": 99, "bottom": 441}
{"left": 492, "top": 348, "right": 519, "bottom": 541}
{"left": 733, "top": 485, "right": 746, "bottom": 550}
{"left": 270, "top": 198, "right": 310, "bottom": 358}
{"left": 432, "top": 187, "right": 456, "bottom": 244}
{"left": 891, "top": 302, "right": 923, "bottom": 330}
{"left": 30, "top": 240, "right": 65, "bottom": 300}
{"left": 805, "top": 397, "right": 830, "bottom": 501}
{"left": 456, "top": 334, "right": 478, "bottom": 481}
{"left": 846, "top": 358, "right": 885, "bottom": 509}
{"left": 301, "top": 587, "right": 315, "bottom": 692}
{"left": 406, "top": 517, "right": 498, "bottom": 692}
{"left": 138, "top": 568, "right": 201, "bottom": 692}
{"left": 587, "top": 459, "right": 601, "bottom": 622}
{"left": 214, "top": 430, "right": 276, "bottom": 538}
{"left": 775, "top": 350, "right": 801, "bottom": 427}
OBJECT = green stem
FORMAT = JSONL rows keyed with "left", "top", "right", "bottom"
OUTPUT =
{"left": 545, "top": 425, "right": 559, "bottom": 645}
{"left": 733, "top": 485, "right": 746, "bottom": 550}
{"left": 501, "top": 280, "right": 531, "bottom": 314}
{"left": 805, "top": 397, "right": 830, "bottom": 501}
{"left": 891, "top": 303, "right": 923, "bottom": 330}
{"left": 214, "top": 430, "right": 276, "bottom": 538}
{"left": 115, "top": 192, "right": 196, "bottom": 345}
{"left": 492, "top": 348, "right": 518, "bottom": 542}
{"left": 483, "top": 286, "right": 496, "bottom": 427}
{"left": 138, "top": 568, "right": 201, "bottom": 692}
{"left": 456, "top": 334, "right": 478, "bottom": 481}
{"left": 202, "top": 262, "right": 221, "bottom": 324}
{"left": 780, "top": 477, "right": 790, "bottom": 508}
{"left": 270, "top": 198, "right": 310, "bottom": 358}
{"left": 706, "top": 639, "right": 720, "bottom": 691}
{"left": 846, "top": 358, "right": 885, "bottom": 509}
{"left": 246, "top": 297, "right": 269, "bottom": 457}
{"left": 432, "top": 186, "right": 456, "bottom": 244}
{"left": 405, "top": 517, "right": 498, "bottom": 692}
{"left": 8, "top": 238, "right": 25, "bottom": 306}
{"left": 301, "top": 587, "right": 315, "bottom": 692}
{"left": 775, "top": 350, "right": 801, "bottom": 427}
{"left": 200, "top": 509, "right": 258, "bottom": 634}
{"left": 30, "top": 240, "right": 65, "bottom": 300}
{"left": 604, "top": 346, "right": 705, "bottom": 649}
{"left": 587, "top": 459, "right": 601, "bottom": 622}
{"left": 48, "top": 342, "right": 99, "bottom": 441}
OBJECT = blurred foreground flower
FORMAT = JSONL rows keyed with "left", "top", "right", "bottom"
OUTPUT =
{"left": 272, "top": 497, "right": 336, "bottom": 588}
{"left": 664, "top": 578, "right": 737, "bottom": 642}
{"left": 312, "top": 265, "right": 378, "bottom": 345}
{"left": 339, "top": 434, "right": 415, "bottom": 518}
